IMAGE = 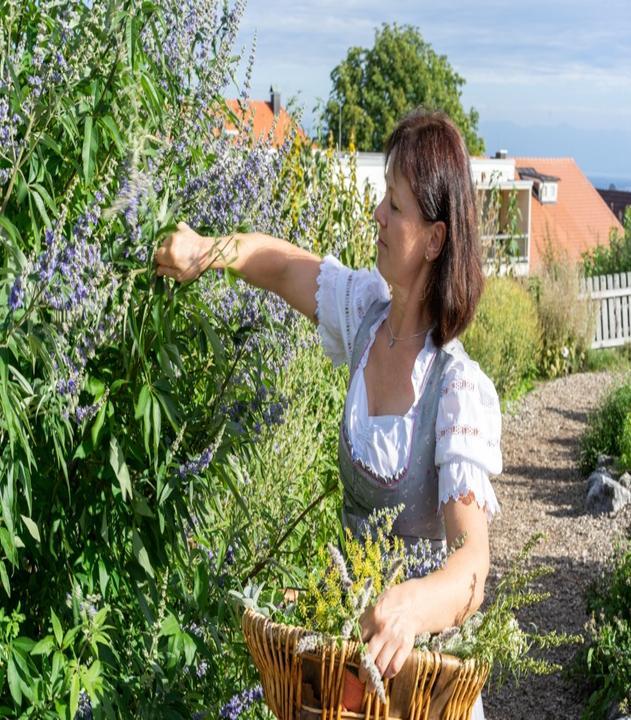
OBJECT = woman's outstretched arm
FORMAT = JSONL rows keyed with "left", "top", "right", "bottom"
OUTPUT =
{"left": 155, "top": 222, "right": 322, "bottom": 322}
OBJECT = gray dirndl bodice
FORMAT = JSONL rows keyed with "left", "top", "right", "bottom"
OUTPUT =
{"left": 339, "top": 299, "right": 450, "bottom": 549}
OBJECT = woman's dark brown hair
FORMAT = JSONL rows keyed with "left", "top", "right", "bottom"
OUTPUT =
{"left": 385, "top": 108, "right": 484, "bottom": 347}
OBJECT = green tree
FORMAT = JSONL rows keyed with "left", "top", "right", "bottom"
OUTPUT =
{"left": 321, "top": 23, "right": 484, "bottom": 155}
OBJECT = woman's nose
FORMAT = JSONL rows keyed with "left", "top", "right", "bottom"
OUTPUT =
{"left": 374, "top": 198, "right": 386, "bottom": 227}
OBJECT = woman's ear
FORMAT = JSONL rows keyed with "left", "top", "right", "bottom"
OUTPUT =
{"left": 427, "top": 221, "right": 446, "bottom": 261}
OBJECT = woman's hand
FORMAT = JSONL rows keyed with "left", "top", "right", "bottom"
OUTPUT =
{"left": 155, "top": 221, "right": 216, "bottom": 282}
{"left": 358, "top": 583, "right": 416, "bottom": 689}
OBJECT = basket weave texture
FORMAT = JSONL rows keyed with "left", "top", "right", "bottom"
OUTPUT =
{"left": 242, "top": 608, "right": 489, "bottom": 720}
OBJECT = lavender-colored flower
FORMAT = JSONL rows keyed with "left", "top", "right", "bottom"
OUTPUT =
{"left": 353, "top": 577, "right": 373, "bottom": 616}
{"left": 225, "top": 544, "right": 235, "bottom": 565}
{"left": 177, "top": 435, "right": 221, "bottom": 479}
{"left": 186, "top": 622, "right": 204, "bottom": 638}
{"left": 327, "top": 543, "right": 352, "bottom": 590}
{"left": 296, "top": 633, "right": 322, "bottom": 655}
{"left": 74, "top": 689, "right": 93, "bottom": 720}
{"left": 219, "top": 685, "right": 263, "bottom": 720}
{"left": 196, "top": 659, "right": 208, "bottom": 678}
{"left": 360, "top": 649, "right": 386, "bottom": 704}
{"left": 8, "top": 276, "right": 24, "bottom": 310}
{"left": 405, "top": 539, "right": 447, "bottom": 581}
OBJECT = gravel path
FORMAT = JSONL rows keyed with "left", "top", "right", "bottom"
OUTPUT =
{"left": 482, "top": 371, "right": 631, "bottom": 720}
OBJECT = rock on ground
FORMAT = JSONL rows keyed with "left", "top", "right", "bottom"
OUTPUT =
{"left": 482, "top": 371, "right": 631, "bottom": 720}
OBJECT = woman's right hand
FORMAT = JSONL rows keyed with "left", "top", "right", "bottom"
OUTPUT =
{"left": 155, "top": 221, "right": 218, "bottom": 282}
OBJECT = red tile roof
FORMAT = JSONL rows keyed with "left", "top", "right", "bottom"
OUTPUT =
{"left": 513, "top": 157, "right": 624, "bottom": 271}
{"left": 225, "top": 99, "right": 305, "bottom": 147}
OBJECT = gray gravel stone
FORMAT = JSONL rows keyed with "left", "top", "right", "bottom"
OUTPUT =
{"left": 618, "top": 471, "right": 631, "bottom": 491}
{"left": 586, "top": 475, "right": 631, "bottom": 515}
{"left": 484, "top": 371, "right": 631, "bottom": 720}
{"left": 587, "top": 470, "right": 612, "bottom": 492}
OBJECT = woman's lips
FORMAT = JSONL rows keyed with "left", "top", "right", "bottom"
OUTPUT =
{"left": 378, "top": 237, "right": 387, "bottom": 248}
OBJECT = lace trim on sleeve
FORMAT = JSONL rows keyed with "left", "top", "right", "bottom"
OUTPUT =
{"left": 315, "top": 255, "right": 347, "bottom": 367}
{"left": 438, "top": 459, "right": 500, "bottom": 522}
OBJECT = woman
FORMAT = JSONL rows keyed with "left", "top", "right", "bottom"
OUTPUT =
{"left": 155, "top": 109, "right": 501, "bottom": 717}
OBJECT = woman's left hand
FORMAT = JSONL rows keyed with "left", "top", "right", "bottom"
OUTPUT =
{"left": 358, "top": 583, "right": 417, "bottom": 689}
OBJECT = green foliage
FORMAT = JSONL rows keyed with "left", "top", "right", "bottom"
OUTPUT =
{"left": 472, "top": 534, "right": 582, "bottom": 689}
{"left": 584, "top": 344, "right": 631, "bottom": 373}
{"left": 577, "top": 541, "right": 631, "bottom": 719}
{"left": 0, "top": 0, "right": 374, "bottom": 716}
{"left": 461, "top": 277, "right": 541, "bottom": 400}
{"left": 320, "top": 23, "right": 484, "bottom": 155}
{"left": 582, "top": 207, "right": 631, "bottom": 277}
{"left": 528, "top": 251, "right": 596, "bottom": 379}
{"left": 579, "top": 380, "right": 631, "bottom": 474}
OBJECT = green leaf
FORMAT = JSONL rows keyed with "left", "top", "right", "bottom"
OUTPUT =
{"left": 70, "top": 671, "right": 80, "bottom": 718}
{"left": 51, "top": 650, "right": 64, "bottom": 686}
{"left": 100, "top": 115, "right": 124, "bottom": 153}
{"left": 7, "top": 657, "right": 21, "bottom": 706}
{"left": 143, "top": 394, "right": 152, "bottom": 456}
{"left": 62, "top": 625, "right": 82, "bottom": 650}
{"left": 132, "top": 530, "right": 154, "bottom": 578}
{"left": 0, "top": 214, "right": 22, "bottom": 244}
{"left": 51, "top": 609, "right": 63, "bottom": 646}
{"left": 134, "top": 385, "right": 151, "bottom": 420}
{"left": 158, "top": 614, "right": 180, "bottom": 637}
{"left": 152, "top": 396, "right": 161, "bottom": 459}
{"left": 31, "top": 636, "right": 55, "bottom": 656}
{"left": 109, "top": 436, "right": 132, "bottom": 501}
{"left": 182, "top": 632, "right": 197, "bottom": 666}
{"left": 91, "top": 400, "right": 108, "bottom": 446}
{"left": 82, "top": 116, "right": 93, "bottom": 183}
{"left": 0, "top": 561, "right": 10, "bottom": 597}
{"left": 20, "top": 515, "right": 40, "bottom": 542}
{"left": 132, "top": 495, "right": 154, "bottom": 518}
{"left": 0, "top": 527, "right": 17, "bottom": 565}
{"left": 98, "top": 560, "right": 109, "bottom": 595}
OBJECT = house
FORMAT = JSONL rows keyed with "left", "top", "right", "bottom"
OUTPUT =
{"left": 224, "top": 87, "right": 305, "bottom": 147}
{"left": 340, "top": 150, "right": 624, "bottom": 275}
{"left": 596, "top": 187, "right": 631, "bottom": 225}
{"left": 513, "top": 157, "right": 624, "bottom": 271}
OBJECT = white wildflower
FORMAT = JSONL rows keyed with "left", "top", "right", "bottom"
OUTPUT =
{"left": 360, "top": 648, "right": 386, "bottom": 704}
{"left": 296, "top": 633, "right": 322, "bottom": 655}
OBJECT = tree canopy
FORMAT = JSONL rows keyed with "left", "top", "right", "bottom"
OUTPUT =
{"left": 321, "top": 23, "right": 485, "bottom": 156}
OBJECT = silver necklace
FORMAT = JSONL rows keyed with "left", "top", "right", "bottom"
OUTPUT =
{"left": 385, "top": 317, "right": 431, "bottom": 349}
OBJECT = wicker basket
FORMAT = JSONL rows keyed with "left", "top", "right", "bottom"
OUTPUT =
{"left": 242, "top": 608, "right": 489, "bottom": 720}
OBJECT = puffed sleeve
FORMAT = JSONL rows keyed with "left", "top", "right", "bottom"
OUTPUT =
{"left": 435, "top": 348, "right": 502, "bottom": 520}
{"left": 315, "top": 254, "right": 390, "bottom": 366}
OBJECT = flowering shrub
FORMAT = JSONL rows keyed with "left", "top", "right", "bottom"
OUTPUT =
{"left": 0, "top": 1, "right": 357, "bottom": 717}
{"left": 461, "top": 277, "right": 541, "bottom": 400}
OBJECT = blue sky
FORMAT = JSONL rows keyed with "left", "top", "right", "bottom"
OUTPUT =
{"left": 235, "top": 0, "right": 631, "bottom": 185}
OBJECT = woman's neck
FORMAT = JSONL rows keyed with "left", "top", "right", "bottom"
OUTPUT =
{"left": 388, "top": 281, "right": 432, "bottom": 339}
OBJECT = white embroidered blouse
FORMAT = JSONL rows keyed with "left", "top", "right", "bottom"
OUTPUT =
{"left": 315, "top": 255, "right": 502, "bottom": 519}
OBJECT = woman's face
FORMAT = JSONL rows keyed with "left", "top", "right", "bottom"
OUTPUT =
{"left": 373, "top": 157, "right": 436, "bottom": 289}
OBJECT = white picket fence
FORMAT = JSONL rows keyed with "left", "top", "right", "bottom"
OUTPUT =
{"left": 582, "top": 272, "right": 631, "bottom": 349}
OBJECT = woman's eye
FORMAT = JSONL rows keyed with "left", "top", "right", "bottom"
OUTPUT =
{"left": 390, "top": 200, "right": 398, "bottom": 211}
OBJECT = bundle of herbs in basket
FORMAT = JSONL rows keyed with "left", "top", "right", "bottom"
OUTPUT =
{"left": 238, "top": 506, "right": 580, "bottom": 719}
